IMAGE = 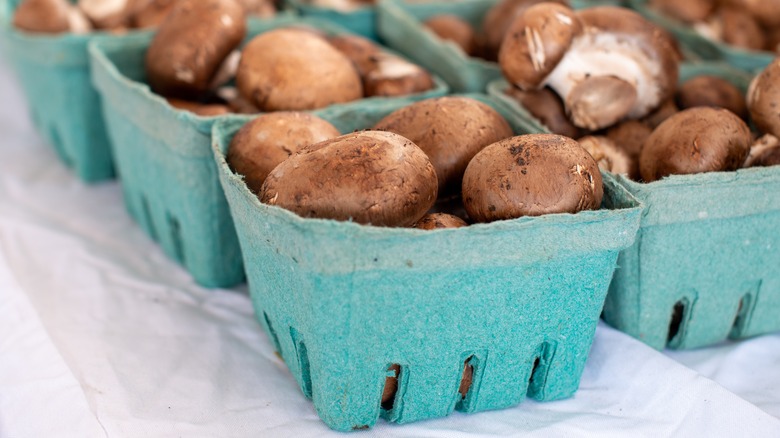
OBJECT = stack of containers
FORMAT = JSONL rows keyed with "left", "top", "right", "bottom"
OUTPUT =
{"left": 88, "top": 15, "right": 449, "bottom": 288}
{"left": 211, "top": 96, "right": 642, "bottom": 429}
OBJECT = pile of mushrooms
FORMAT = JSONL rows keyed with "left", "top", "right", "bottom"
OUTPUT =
{"left": 227, "top": 96, "right": 604, "bottom": 229}
{"left": 496, "top": 3, "right": 780, "bottom": 182}
{"left": 650, "top": 0, "right": 780, "bottom": 53}
{"left": 12, "top": 0, "right": 276, "bottom": 34}
{"left": 143, "top": 0, "right": 435, "bottom": 115}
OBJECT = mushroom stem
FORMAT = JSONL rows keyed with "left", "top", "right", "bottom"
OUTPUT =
{"left": 566, "top": 75, "right": 637, "bottom": 130}
{"left": 542, "top": 32, "right": 662, "bottom": 129}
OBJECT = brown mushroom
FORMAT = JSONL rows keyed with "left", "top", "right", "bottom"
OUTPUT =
{"left": 605, "top": 120, "right": 651, "bottom": 179}
{"left": 741, "top": 0, "right": 780, "bottom": 29}
{"left": 719, "top": 5, "right": 765, "bottom": 51}
{"left": 327, "top": 34, "right": 382, "bottom": 77}
{"left": 640, "top": 107, "right": 751, "bottom": 182}
{"left": 642, "top": 98, "right": 679, "bottom": 129}
{"left": 362, "top": 53, "right": 435, "bottom": 97}
{"left": 578, "top": 135, "right": 633, "bottom": 176}
{"left": 462, "top": 134, "right": 603, "bottom": 222}
{"left": 237, "top": 28, "right": 363, "bottom": 111}
{"left": 227, "top": 112, "right": 341, "bottom": 193}
{"left": 481, "top": 0, "right": 568, "bottom": 60}
{"left": 260, "top": 131, "right": 438, "bottom": 227}
{"left": 78, "top": 0, "right": 135, "bottom": 29}
{"left": 504, "top": 86, "right": 582, "bottom": 138}
{"left": 237, "top": 0, "right": 276, "bottom": 17}
{"left": 13, "top": 0, "right": 89, "bottom": 34}
{"left": 131, "top": 0, "right": 177, "bottom": 29}
{"left": 145, "top": 0, "right": 246, "bottom": 99}
{"left": 676, "top": 75, "right": 747, "bottom": 120}
{"left": 423, "top": 14, "right": 479, "bottom": 56}
{"left": 744, "top": 134, "right": 780, "bottom": 168}
{"left": 747, "top": 59, "right": 780, "bottom": 138}
{"left": 413, "top": 213, "right": 468, "bottom": 230}
{"left": 373, "top": 97, "right": 514, "bottom": 194}
{"left": 500, "top": 5, "right": 679, "bottom": 130}
{"left": 649, "top": 0, "right": 715, "bottom": 23}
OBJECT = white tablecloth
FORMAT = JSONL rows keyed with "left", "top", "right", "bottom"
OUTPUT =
{"left": 1, "top": 58, "right": 779, "bottom": 438}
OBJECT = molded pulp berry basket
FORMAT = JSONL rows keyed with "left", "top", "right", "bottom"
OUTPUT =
{"left": 376, "top": 0, "right": 642, "bottom": 94}
{"left": 626, "top": 0, "right": 774, "bottom": 72}
{"left": 0, "top": 0, "right": 146, "bottom": 182}
{"left": 88, "top": 15, "right": 448, "bottom": 288}
{"left": 211, "top": 111, "right": 642, "bottom": 430}
{"left": 488, "top": 63, "right": 779, "bottom": 350}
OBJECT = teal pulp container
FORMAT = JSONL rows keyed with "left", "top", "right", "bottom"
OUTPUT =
{"left": 376, "top": 0, "right": 630, "bottom": 94}
{"left": 626, "top": 0, "right": 774, "bottom": 73}
{"left": 88, "top": 15, "right": 448, "bottom": 288}
{"left": 211, "top": 100, "right": 642, "bottom": 430}
{"left": 489, "top": 62, "right": 780, "bottom": 350}
{"left": 0, "top": 0, "right": 148, "bottom": 182}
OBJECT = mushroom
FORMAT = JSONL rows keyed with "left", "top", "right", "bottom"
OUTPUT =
{"left": 131, "top": 0, "right": 177, "bottom": 29}
{"left": 373, "top": 97, "right": 514, "bottom": 194}
{"left": 578, "top": 135, "right": 633, "bottom": 176}
{"left": 718, "top": 5, "right": 765, "bottom": 51}
{"left": 481, "top": 0, "right": 568, "bottom": 60}
{"left": 423, "top": 14, "right": 479, "bottom": 56}
{"left": 499, "top": 4, "right": 679, "bottom": 131}
{"left": 236, "top": 28, "right": 363, "bottom": 111}
{"left": 642, "top": 98, "right": 679, "bottom": 129}
{"left": 13, "top": 0, "right": 91, "bottom": 34}
{"left": 78, "top": 0, "right": 135, "bottom": 29}
{"left": 747, "top": 59, "right": 780, "bottom": 138}
{"left": 676, "top": 75, "right": 747, "bottom": 119}
{"left": 327, "top": 34, "right": 381, "bottom": 77}
{"left": 640, "top": 107, "right": 751, "bottom": 182}
{"left": 605, "top": 120, "right": 651, "bottom": 179}
{"left": 227, "top": 112, "right": 341, "bottom": 193}
{"left": 260, "top": 131, "right": 438, "bottom": 227}
{"left": 503, "top": 86, "right": 582, "bottom": 138}
{"left": 649, "top": 0, "right": 714, "bottom": 23}
{"left": 462, "top": 134, "right": 603, "bottom": 222}
{"left": 413, "top": 213, "right": 468, "bottom": 230}
{"left": 744, "top": 134, "right": 780, "bottom": 168}
{"left": 237, "top": 0, "right": 276, "bottom": 17}
{"left": 145, "top": 0, "right": 246, "bottom": 99}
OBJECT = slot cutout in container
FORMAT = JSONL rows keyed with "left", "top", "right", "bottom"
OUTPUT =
{"left": 167, "top": 213, "right": 185, "bottom": 264}
{"left": 459, "top": 357, "right": 474, "bottom": 400}
{"left": 729, "top": 293, "right": 753, "bottom": 339}
{"left": 381, "top": 364, "right": 401, "bottom": 411}
{"left": 290, "top": 328, "right": 313, "bottom": 399}
{"left": 262, "top": 312, "right": 282, "bottom": 354}
{"left": 140, "top": 195, "right": 158, "bottom": 241}
{"left": 527, "top": 342, "right": 555, "bottom": 399}
{"left": 667, "top": 299, "right": 689, "bottom": 346}
{"left": 456, "top": 354, "right": 479, "bottom": 412}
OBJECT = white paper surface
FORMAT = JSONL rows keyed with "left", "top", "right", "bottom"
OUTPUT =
{"left": 1, "top": 57, "right": 779, "bottom": 437}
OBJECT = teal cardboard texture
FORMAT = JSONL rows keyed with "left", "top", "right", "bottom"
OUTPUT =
{"left": 488, "top": 63, "right": 780, "bottom": 350}
{"left": 210, "top": 105, "right": 642, "bottom": 431}
{"left": 0, "top": 1, "right": 150, "bottom": 182}
{"left": 626, "top": 0, "right": 774, "bottom": 72}
{"left": 284, "top": 0, "right": 377, "bottom": 39}
{"left": 88, "top": 15, "right": 447, "bottom": 288}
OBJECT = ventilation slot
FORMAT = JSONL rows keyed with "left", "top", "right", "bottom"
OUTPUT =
{"left": 729, "top": 294, "right": 752, "bottom": 339}
{"left": 262, "top": 312, "right": 282, "bottom": 354}
{"left": 527, "top": 342, "right": 555, "bottom": 399}
{"left": 167, "top": 213, "right": 185, "bottom": 264}
{"left": 667, "top": 299, "right": 689, "bottom": 346}
{"left": 140, "top": 196, "right": 158, "bottom": 241}
{"left": 381, "top": 364, "right": 401, "bottom": 411}
{"left": 296, "top": 340, "right": 313, "bottom": 399}
{"left": 455, "top": 355, "right": 477, "bottom": 412}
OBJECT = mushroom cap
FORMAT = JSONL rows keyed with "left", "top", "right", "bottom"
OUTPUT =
{"left": 748, "top": 59, "right": 780, "bottom": 138}
{"left": 640, "top": 107, "right": 751, "bottom": 182}
{"left": 482, "top": 0, "right": 568, "bottom": 60}
{"left": 565, "top": 75, "right": 638, "bottom": 130}
{"left": 642, "top": 98, "right": 679, "bottom": 129}
{"left": 719, "top": 5, "right": 765, "bottom": 51}
{"left": 504, "top": 86, "right": 582, "bottom": 138}
{"left": 743, "top": 0, "right": 780, "bottom": 28}
{"left": 362, "top": 53, "right": 435, "bottom": 97}
{"left": 413, "top": 213, "right": 468, "bottom": 230}
{"left": 260, "top": 131, "right": 438, "bottom": 227}
{"left": 744, "top": 134, "right": 780, "bottom": 168}
{"left": 423, "top": 14, "right": 479, "bottom": 56}
{"left": 462, "top": 133, "right": 603, "bottom": 222}
{"left": 131, "top": 0, "right": 177, "bottom": 29}
{"left": 649, "top": 0, "right": 715, "bottom": 23}
{"left": 499, "top": 2, "right": 582, "bottom": 90}
{"left": 227, "top": 112, "right": 341, "bottom": 193}
{"left": 145, "top": 0, "right": 247, "bottom": 99}
{"left": 327, "top": 34, "right": 381, "bottom": 77}
{"left": 13, "top": 0, "right": 72, "bottom": 34}
{"left": 676, "top": 75, "right": 747, "bottom": 119}
{"left": 605, "top": 119, "right": 652, "bottom": 161}
{"left": 373, "top": 96, "right": 514, "bottom": 194}
{"left": 236, "top": 29, "right": 363, "bottom": 111}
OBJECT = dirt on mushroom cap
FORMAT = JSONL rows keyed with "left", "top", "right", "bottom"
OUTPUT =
{"left": 462, "top": 134, "right": 603, "bottom": 222}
